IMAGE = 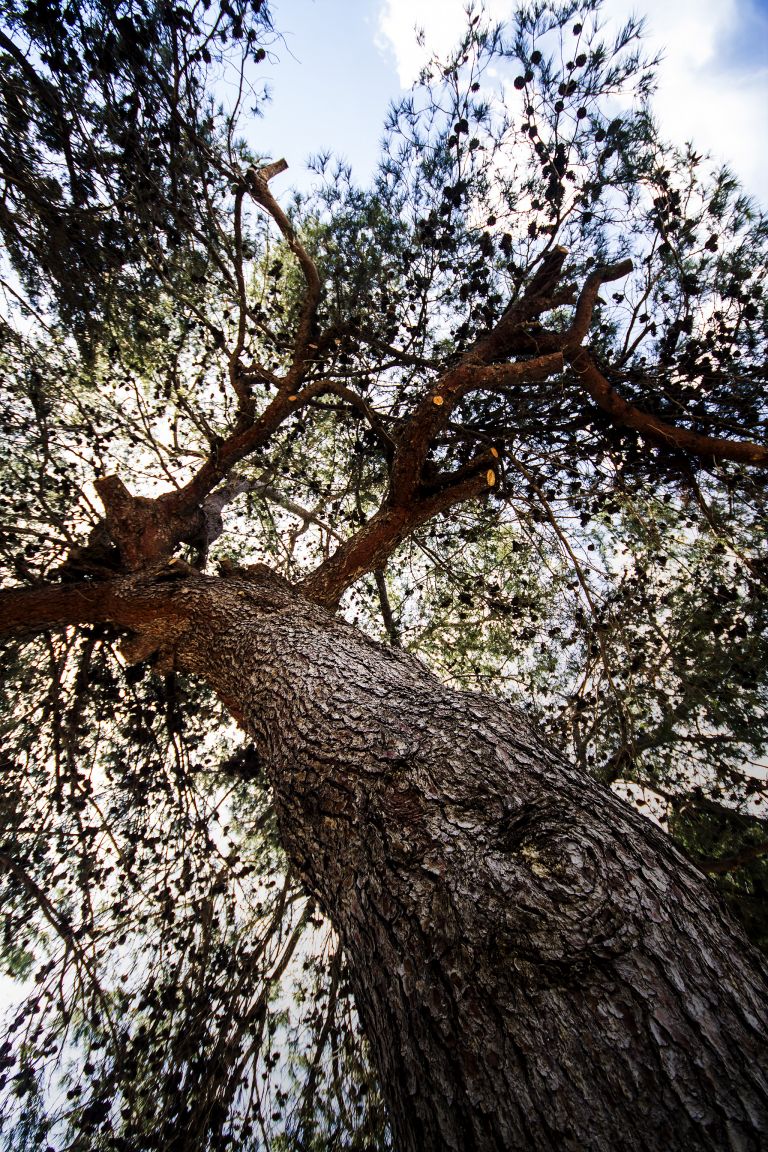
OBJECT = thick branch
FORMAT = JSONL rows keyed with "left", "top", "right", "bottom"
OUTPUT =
{"left": 95, "top": 475, "right": 216, "bottom": 572}
{"left": 297, "top": 506, "right": 415, "bottom": 608}
{"left": 160, "top": 389, "right": 305, "bottom": 523}
{"left": 569, "top": 349, "right": 768, "bottom": 466}
{"left": 93, "top": 373, "right": 349, "bottom": 570}
{"left": 297, "top": 307, "right": 564, "bottom": 604}
{"left": 469, "top": 246, "right": 571, "bottom": 364}
{"left": 388, "top": 353, "right": 563, "bottom": 505}
{"left": 562, "top": 258, "right": 634, "bottom": 350}
{"left": 381, "top": 249, "right": 573, "bottom": 509}
{"left": 0, "top": 574, "right": 186, "bottom": 640}
{"left": 298, "top": 468, "right": 490, "bottom": 608}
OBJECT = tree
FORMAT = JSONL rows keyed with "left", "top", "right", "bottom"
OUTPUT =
{"left": 1, "top": 0, "right": 767, "bottom": 1148}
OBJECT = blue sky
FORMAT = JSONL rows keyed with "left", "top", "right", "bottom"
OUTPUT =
{"left": 254, "top": 0, "right": 768, "bottom": 200}
{"left": 256, "top": 0, "right": 394, "bottom": 182}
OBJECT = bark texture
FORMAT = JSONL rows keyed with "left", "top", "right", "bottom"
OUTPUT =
{"left": 66, "top": 573, "right": 768, "bottom": 1150}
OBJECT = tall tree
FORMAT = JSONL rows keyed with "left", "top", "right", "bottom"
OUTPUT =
{"left": 1, "top": 1, "right": 767, "bottom": 1148}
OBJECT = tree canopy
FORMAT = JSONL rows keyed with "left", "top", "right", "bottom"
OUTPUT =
{"left": 0, "top": 0, "right": 767, "bottom": 1147}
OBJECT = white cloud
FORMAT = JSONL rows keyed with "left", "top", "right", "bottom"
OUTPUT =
{"left": 609, "top": 0, "right": 768, "bottom": 197}
{"left": 376, "top": 0, "right": 539, "bottom": 87}
{"left": 376, "top": 0, "right": 482, "bottom": 85}
{"left": 375, "top": 0, "right": 768, "bottom": 199}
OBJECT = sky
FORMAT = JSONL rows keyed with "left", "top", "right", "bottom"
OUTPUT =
{"left": 257, "top": 0, "right": 768, "bottom": 200}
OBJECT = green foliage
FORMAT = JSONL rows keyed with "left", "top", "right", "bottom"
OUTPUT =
{"left": 0, "top": 0, "right": 272, "bottom": 343}
{"left": 669, "top": 802, "right": 768, "bottom": 953}
{"left": 0, "top": 0, "right": 767, "bottom": 1148}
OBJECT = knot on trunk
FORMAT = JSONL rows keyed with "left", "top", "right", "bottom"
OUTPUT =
{"left": 487, "top": 802, "right": 641, "bottom": 974}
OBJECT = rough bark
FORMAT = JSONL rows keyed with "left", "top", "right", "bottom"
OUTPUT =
{"left": 152, "top": 572, "right": 768, "bottom": 1152}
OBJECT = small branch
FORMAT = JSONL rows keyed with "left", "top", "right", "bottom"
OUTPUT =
{"left": 357, "top": 332, "right": 441, "bottom": 369}
{"left": 296, "top": 945, "right": 343, "bottom": 1139}
{"left": 0, "top": 276, "right": 55, "bottom": 334}
{"left": 313, "top": 379, "right": 397, "bottom": 456}
{"left": 228, "top": 184, "right": 256, "bottom": 419}
{"left": 508, "top": 453, "right": 633, "bottom": 756}
{"left": 697, "top": 841, "right": 768, "bottom": 875}
{"left": 374, "top": 569, "right": 401, "bottom": 646}
{"left": 245, "top": 161, "right": 322, "bottom": 389}
{"left": 0, "top": 850, "right": 118, "bottom": 1042}
{"left": 249, "top": 480, "right": 343, "bottom": 543}
{"left": 163, "top": 390, "right": 303, "bottom": 519}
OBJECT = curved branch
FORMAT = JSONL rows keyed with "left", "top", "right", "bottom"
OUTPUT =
{"left": 249, "top": 480, "right": 343, "bottom": 543}
{"left": 0, "top": 850, "right": 119, "bottom": 1042}
{"left": 388, "top": 352, "right": 563, "bottom": 504}
{"left": 697, "top": 841, "right": 768, "bottom": 876}
{"left": 312, "top": 379, "right": 397, "bottom": 455}
{"left": 568, "top": 349, "right": 768, "bottom": 466}
{"left": 563, "top": 259, "right": 634, "bottom": 350}
{"left": 298, "top": 466, "right": 492, "bottom": 609}
{"left": 356, "top": 332, "right": 441, "bottom": 370}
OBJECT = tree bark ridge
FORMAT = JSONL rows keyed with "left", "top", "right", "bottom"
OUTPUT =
{"left": 166, "top": 574, "right": 768, "bottom": 1152}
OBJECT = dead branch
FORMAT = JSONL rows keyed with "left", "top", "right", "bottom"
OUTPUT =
{"left": 245, "top": 160, "right": 322, "bottom": 389}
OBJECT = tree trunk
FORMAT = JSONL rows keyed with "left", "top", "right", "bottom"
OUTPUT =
{"left": 166, "top": 573, "right": 768, "bottom": 1151}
